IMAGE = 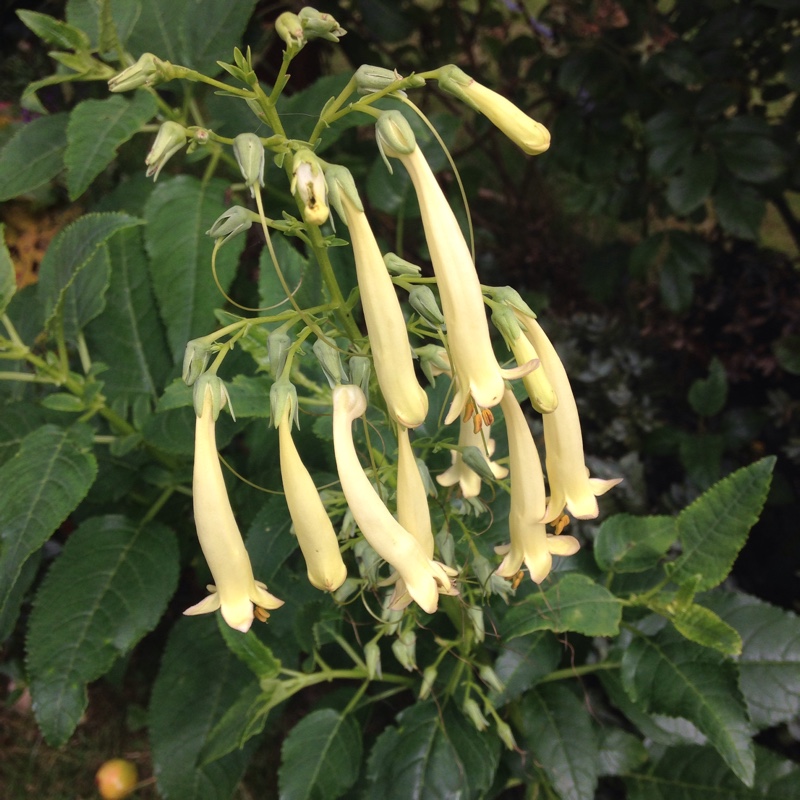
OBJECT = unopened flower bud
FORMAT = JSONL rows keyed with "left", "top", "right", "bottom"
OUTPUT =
{"left": 490, "top": 286, "right": 537, "bottom": 319}
{"left": 355, "top": 64, "right": 405, "bottom": 96}
{"left": 408, "top": 285, "right": 445, "bottom": 327}
{"left": 479, "top": 664, "right": 505, "bottom": 695}
{"left": 391, "top": 629, "right": 417, "bottom": 671}
{"left": 325, "top": 164, "right": 363, "bottom": 223}
{"left": 182, "top": 339, "right": 211, "bottom": 386}
{"left": 275, "top": 12, "right": 305, "bottom": 51}
{"left": 375, "top": 111, "right": 417, "bottom": 170}
{"left": 313, "top": 338, "right": 348, "bottom": 388}
{"left": 269, "top": 377, "right": 298, "bottom": 430}
{"left": 384, "top": 252, "right": 421, "bottom": 276}
{"left": 299, "top": 7, "right": 346, "bottom": 42}
{"left": 434, "top": 527, "right": 456, "bottom": 567}
{"left": 206, "top": 206, "right": 255, "bottom": 245}
{"left": 232, "top": 133, "right": 265, "bottom": 197}
{"left": 463, "top": 697, "right": 490, "bottom": 731}
{"left": 145, "top": 121, "right": 186, "bottom": 181}
{"left": 419, "top": 665, "right": 437, "bottom": 700}
{"left": 496, "top": 719, "right": 518, "bottom": 750}
{"left": 268, "top": 330, "right": 292, "bottom": 376}
{"left": 291, "top": 149, "right": 329, "bottom": 226}
{"left": 491, "top": 304, "right": 523, "bottom": 346}
{"left": 108, "top": 52, "right": 163, "bottom": 92}
{"left": 461, "top": 445, "right": 500, "bottom": 483}
{"left": 472, "top": 551, "right": 493, "bottom": 589}
{"left": 416, "top": 344, "right": 451, "bottom": 386}
{"left": 192, "top": 373, "right": 230, "bottom": 421}
{"left": 437, "top": 64, "right": 550, "bottom": 155}
{"left": 467, "top": 606, "right": 485, "bottom": 642}
{"left": 364, "top": 640, "right": 382, "bottom": 680}
{"left": 333, "top": 577, "right": 360, "bottom": 602}
{"left": 349, "top": 355, "right": 371, "bottom": 400}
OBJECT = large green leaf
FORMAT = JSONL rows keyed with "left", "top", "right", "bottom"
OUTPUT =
{"left": 60, "top": 243, "right": 111, "bottom": 341}
{"left": 687, "top": 357, "right": 728, "bottom": 417}
{"left": 501, "top": 573, "right": 623, "bottom": 640}
{"left": 144, "top": 176, "right": 244, "bottom": 362}
{"left": 670, "top": 457, "right": 775, "bottom": 591}
{"left": 279, "top": 709, "right": 363, "bottom": 800}
{"left": 124, "top": 0, "right": 189, "bottom": 64}
{"left": 594, "top": 514, "right": 677, "bottom": 573}
{"left": 66, "top": 0, "right": 141, "bottom": 49}
{"left": 218, "top": 615, "right": 281, "bottom": 680}
{"left": 597, "top": 729, "right": 647, "bottom": 777}
{"left": 149, "top": 616, "right": 254, "bottom": 800}
{"left": 85, "top": 228, "right": 171, "bottom": 425}
{"left": 621, "top": 627, "right": 755, "bottom": 786}
{"left": 364, "top": 703, "right": 499, "bottom": 800}
{"left": 259, "top": 233, "right": 324, "bottom": 312}
{"left": 0, "top": 113, "right": 69, "bottom": 201}
{"left": 0, "top": 402, "right": 49, "bottom": 467}
{"left": 0, "top": 424, "right": 97, "bottom": 617}
{"left": 65, "top": 92, "right": 156, "bottom": 199}
{"left": 180, "top": 1, "right": 258, "bottom": 75}
{"left": 489, "top": 631, "right": 561, "bottom": 706}
{"left": 669, "top": 603, "right": 742, "bottom": 657}
{"left": 38, "top": 212, "right": 143, "bottom": 334}
{"left": 702, "top": 592, "right": 800, "bottom": 729}
{"left": 0, "top": 223, "right": 15, "bottom": 316}
{"left": 26, "top": 515, "right": 178, "bottom": 745}
{"left": 713, "top": 176, "right": 765, "bottom": 240}
{"left": 520, "top": 685, "right": 599, "bottom": 800}
{"left": 625, "top": 745, "right": 800, "bottom": 800}
{"left": 666, "top": 151, "right": 718, "bottom": 215}
{"left": 17, "top": 9, "right": 91, "bottom": 50}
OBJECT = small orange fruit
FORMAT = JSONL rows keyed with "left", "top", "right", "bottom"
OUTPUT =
{"left": 95, "top": 758, "right": 138, "bottom": 799}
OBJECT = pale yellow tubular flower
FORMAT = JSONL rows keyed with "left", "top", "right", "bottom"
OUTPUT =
{"left": 495, "top": 388, "right": 580, "bottom": 583}
{"left": 518, "top": 314, "right": 622, "bottom": 521}
{"left": 390, "top": 425, "right": 436, "bottom": 610}
{"left": 378, "top": 119, "right": 531, "bottom": 423}
{"left": 278, "top": 403, "right": 347, "bottom": 592}
{"left": 185, "top": 383, "right": 283, "bottom": 632}
{"left": 505, "top": 327, "right": 558, "bottom": 414}
{"left": 439, "top": 65, "right": 551, "bottom": 156}
{"left": 332, "top": 384, "right": 457, "bottom": 614}
{"left": 291, "top": 149, "right": 330, "bottom": 226}
{"left": 436, "top": 418, "right": 508, "bottom": 498}
{"left": 339, "top": 191, "right": 428, "bottom": 428}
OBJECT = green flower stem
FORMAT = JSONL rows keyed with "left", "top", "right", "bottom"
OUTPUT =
{"left": 307, "top": 75, "right": 358, "bottom": 145}
{"left": 173, "top": 66, "right": 254, "bottom": 98}
{"left": 141, "top": 486, "right": 175, "bottom": 525}
{"left": 535, "top": 660, "right": 621, "bottom": 684}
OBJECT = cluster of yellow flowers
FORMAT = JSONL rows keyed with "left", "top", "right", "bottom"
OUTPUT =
{"left": 116, "top": 45, "right": 620, "bottom": 633}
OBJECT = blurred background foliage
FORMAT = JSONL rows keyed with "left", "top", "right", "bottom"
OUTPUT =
{"left": 0, "top": 0, "right": 798, "bottom": 795}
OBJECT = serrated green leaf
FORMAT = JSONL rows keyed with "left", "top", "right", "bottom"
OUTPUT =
{"left": 85, "top": 228, "right": 172, "bottom": 424}
{"left": 0, "top": 223, "right": 15, "bottom": 315}
{"left": 217, "top": 614, "right": 281, "bottom": 680}
{"left": 597, "top": 728, "right": 647, "bottom": 777}
{"left": 688, "top": 357, "right": 728, "bottom": 417}
{"left": 66, "top": 0, "right": 141, "bottom": 50}
{"left": 0, "top": 424, "right": 96, "bottom": 617}
{"left": 144, "top": 176, "right": 244, "bottom": 362}
{"left": 595, "top": 514, "right": 677, "bottom": 573}
{"left": 150, "top": 616, "right": 254, "bottom": 800}
{"left": 714, "top": 179, "right": 765, "bottom": 240}
{"left": 363, "top": 703, "right": 499, "bottom": 800}
{"left": 38, "top": 212, "right": 143, "bottom": 334}
{"left": 0, "top": 114, "right": 69, "bottom": 201}
{"left": 60, "top": 243, "right": 111, "bottom": 341}
{"left": 669, "top": 603, "right": 742, "bottom": 656}
{"left": 621, "top": 628, "right": 755, "bottom": 785}
{"left": 125, "top": 0, "right": 189, "bottom": 64}
{"left": 666, "top": 151, "right": 718, "bottom": 215}
{"left": 279, "top": 709, "right": 362, "bottom": 800}
{"left": 520, "top": 685, "right": 599, "bottom": 800}
{"left": 17, "top": 9, "right": 91, "bottom": 50}
{"left": 625, "top": 745, "right": 800, "bottom": 800}
{"left": 0, "top": 402, "right": 49, "bottom": 467}
{"left": 180, "top": 1, "right": 258, "bottom": 76}
{"left": 671, "top": 457, "right": 775, "bottom": 591}
{"left": 501, "top": 573, "right": 623, "bottom": 640}
{"left": 702, "top": 592, "right": 800, "bottom": 729}
{"left": 199, "top": 682, "right": 271, "bottom": 766}
{"left": 489, "top": 631, "right": 561, "bottom": 706}
{"left": 26, "top": 514, "right": 178, "bottom": 745}
{"left": 65, "top": 92, "right": 156, "bottom": 199}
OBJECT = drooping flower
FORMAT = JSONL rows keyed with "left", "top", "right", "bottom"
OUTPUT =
{"left": 185, "top": 378, "right": 283, "bottom": 632}
{"left": 327, "top": 165, "right": 429, "bottom": 428}
{"left": 275, "top": 385, "right": 347, "bottom": 592}
{"left": 332, "top": 384, "right": 456, "bottom": 613}
{"left": 518, "top": 313, "right": 621, "bottom": 521}
{"left": 291, "top": 149, "right": 330, "bottom": 226}
{"left": 495, "top": 388, "right": 580, "bottom": 583}
{"left": 389, "top": 425, "right": 436, "bottom": 609}
{"left": 437, "top": 417, "right": 508, "bottom": 498}
{"left": 438, "top": 65, "right": 551, "bottom": 155}
{"left": 145, "top": 122, "right": 187, "bottom": 181}
{"left": 376, "top": 111, "right": 531, "bottom": 424}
